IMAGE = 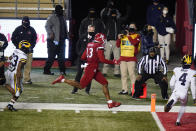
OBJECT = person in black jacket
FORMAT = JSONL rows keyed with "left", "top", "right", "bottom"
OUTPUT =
{"left": 146, "top": 0, "right": 164, "bottom": 43}
{"left": 155, "top": 6, "right": 176, "bottom": 64}
{"left": 100, "top": 0, "right": 121, "bottom": 25}
{"left": 71, "top": 25, "right": 95, "bottom": 94}
{"left": 79, "top": 8, "right": 105, "bottom": 38}
{"left": 11, "top": 16, "right": 37, "bottom": 84}
{"left": 0, "top": 33, "right": 8, "bottom": 85}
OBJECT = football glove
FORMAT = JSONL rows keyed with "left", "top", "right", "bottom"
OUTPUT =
{"left": 113, "top": 59, "right": 120, "bottom": 65}
{"left": 81, "top": 63, "right": 88, "bottom": 68}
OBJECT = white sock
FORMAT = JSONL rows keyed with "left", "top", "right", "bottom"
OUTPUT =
{"left": 176, "top": 106, "right": 185, "bottom": 122}
{"left": 9, "top": 99, "right": 15, "bottom": 106}
{"left": 107, "top": 100, "right": 113, "bottom": 104}
{"left": 61, "top": 79, "right": 65, "bottom": 83}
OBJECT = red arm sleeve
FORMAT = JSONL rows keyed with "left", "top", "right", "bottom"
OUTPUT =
{"left": 116, "top": 39, "right": 121, "bottom": 47}
{"left": 127, "top": 35, "right": 140, "bottom": 46}
{"left": 97, "top": 48, "right": 114, "bottom": 64}
{"left": 81, "top": 49, "right": 87, "bottom": 61}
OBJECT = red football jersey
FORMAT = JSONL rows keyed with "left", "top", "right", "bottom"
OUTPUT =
{"left": 81, "top": 42, "right": 114, "bottom": 68}
{"left": 80, "top": 42, "right": 113, "bottom": 88}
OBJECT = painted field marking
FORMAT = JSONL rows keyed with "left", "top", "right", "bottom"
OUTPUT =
{"left": 151, "top": 112, "right": 165, "bottom": 131}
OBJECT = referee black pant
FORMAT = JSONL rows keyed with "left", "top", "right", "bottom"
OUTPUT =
{"left": 72, "top": 57, "right": 91, "bottom": 93}
{"left": 134, "top": 72, "right": 168, "bottom": 99}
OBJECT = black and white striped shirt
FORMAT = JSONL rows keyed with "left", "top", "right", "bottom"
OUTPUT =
{"left": 137, "top": 55, "right": 167, "bottom": 75}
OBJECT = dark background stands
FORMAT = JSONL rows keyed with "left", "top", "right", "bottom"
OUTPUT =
{"left": 78, "top": 8, "right": 105, "bottom": 38}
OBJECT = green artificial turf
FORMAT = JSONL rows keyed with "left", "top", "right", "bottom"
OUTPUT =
{"left": 0, "top": 68, "right": 195, "bottom": 106}
{"left": 0, "top": 110, "right": 158, "bottom": 131}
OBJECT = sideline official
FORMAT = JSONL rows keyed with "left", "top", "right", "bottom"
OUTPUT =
{"left": 133, "top": 47, "right": 168, "bottom": 100}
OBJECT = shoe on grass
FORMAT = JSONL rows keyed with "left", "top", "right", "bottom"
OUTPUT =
{"left": 108, "top": 101, "right": 121, "bottom": 108}
{"left": 7, "top": 104, "right": 17, "bottom": 111}
{"left": 118, "top": 90, "right": 128, "bottom": 95}
{"left": 24, "top": 80, "right": 32, "bottom": 84}
{"left": 52, "top": 75, "right": 64, "bottom": 85}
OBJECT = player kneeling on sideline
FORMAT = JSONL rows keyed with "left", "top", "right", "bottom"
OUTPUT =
{"left": 52, "top": 33, "right": 121, "bottom": 108}
{"left": 164, "top": 55, "right": 196, "bottom": 126}
{"left": 4, "top": 40, "right": 30, "bottom": 111}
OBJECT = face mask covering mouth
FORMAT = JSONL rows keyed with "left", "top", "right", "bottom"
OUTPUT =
{"left": 56, "top": 10, "right": 63, "bottom": 15}
{"left": 22, "top": 21, "right": 30, "bottom": 28}
{"left": 22, "top": 16, "right": 30, "bottom": 28}
{"left": 163, "top": 10, "right": 168, "bottom": 15}
{"left": 129, "top": 28, "right": 135, "bottom": 33}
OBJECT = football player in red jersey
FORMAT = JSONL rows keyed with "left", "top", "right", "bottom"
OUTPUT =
{"left": 52, "top": 33, "right": 121, "bottom": 108}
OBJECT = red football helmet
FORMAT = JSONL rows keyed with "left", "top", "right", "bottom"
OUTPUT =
{"left": 94, "top": 33, "right": 106, "bottom": 44}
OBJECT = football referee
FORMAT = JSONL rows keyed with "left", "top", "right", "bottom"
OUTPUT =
{"left": 132, "top": 47, "right": 168, "bottom": 100}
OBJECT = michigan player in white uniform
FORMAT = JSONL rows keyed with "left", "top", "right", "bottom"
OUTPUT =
{"left": 164, "top": 55, "right": 196, "bottom": 126}
{"left": 5, "top": 40, "right": 31, "bottom": 111}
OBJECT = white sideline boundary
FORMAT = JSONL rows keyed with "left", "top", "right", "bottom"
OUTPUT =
{"left": 0, "top": 102, "right": 196, "bottom": 112}
{"left": 1, "top": 102, "right": 196, "bottom": 130}
{"left": 151, "top": 112, "right": 165, "bottom": 131}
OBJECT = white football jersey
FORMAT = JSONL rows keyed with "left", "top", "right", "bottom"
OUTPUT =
{"left": 170, "top": 67, "right": 196, "bottom": 99}
{"left": 8, "top": 49, "right": 27, "bottom": 74}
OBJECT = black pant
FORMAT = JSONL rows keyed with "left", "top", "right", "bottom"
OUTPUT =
{"left": 44, "top": 39, "right": 65, "bottom": 73}
{"left": 134, "top": 72, "right": 168, "bottom": 99}
{"left": 0, "top": 66, "right": 5, "bottom": 85}
{"left": 72, "top": 58, "right": 91, "bottom": 92}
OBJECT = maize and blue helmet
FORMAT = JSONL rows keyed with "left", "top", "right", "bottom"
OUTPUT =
{"left": 181, "top": 55, "right": 192, "bottom": 69}
{"left": 18, "top": 40, "right": 31, "bottom": 54}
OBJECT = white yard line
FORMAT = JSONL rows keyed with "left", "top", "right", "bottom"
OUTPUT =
{"left": 151, "top": 112, "right": 165, "bottom": 131}
{"left": 1, "top": 102, "right": 195, "bottom": 131}
{"left": 0, "top": 102, "right": 196, "bottom": 112}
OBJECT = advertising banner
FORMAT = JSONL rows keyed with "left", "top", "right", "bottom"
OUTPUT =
{"left": 0, "top": 19, "right": 69, "bottom": 58}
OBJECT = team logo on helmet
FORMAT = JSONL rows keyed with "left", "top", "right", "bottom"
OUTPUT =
{"left": 94, "top": 33, "right": 106, "bottom": 44}
{"left": 19, "top": 40, "right": 31, "bottom": 49}
{"left": 19, "top": 40, "right": 31, "bottom": 54}
{"left": 182, "top": 55, "right": 192, "bottom": 66}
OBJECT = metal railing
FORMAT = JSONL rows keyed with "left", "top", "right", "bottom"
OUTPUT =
{"left": 0, "top": 0, "right": 64, "bottom": 18}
